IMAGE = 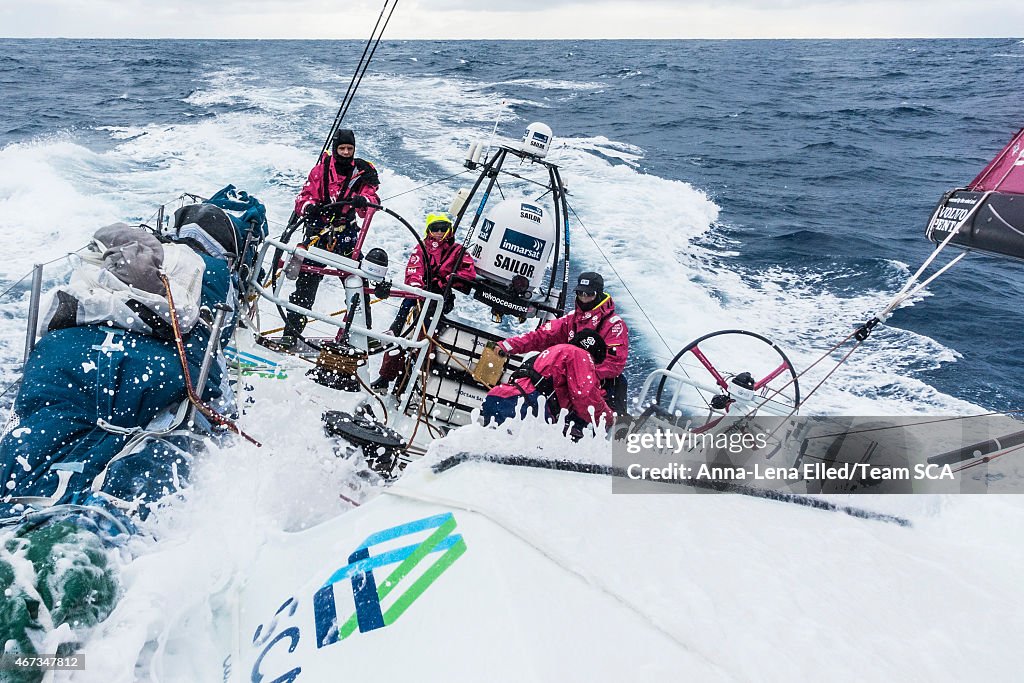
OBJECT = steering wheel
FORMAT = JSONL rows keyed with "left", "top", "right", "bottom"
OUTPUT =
{"left": 654, "top": 329, "right": 801, "bottom": 421}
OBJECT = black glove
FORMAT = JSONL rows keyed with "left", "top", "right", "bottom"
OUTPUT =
{"left": 347, "top": 195, "right": 369, "bottom": 209}
{"left": 302, "top": 204, "right": 321, "bottom": 218}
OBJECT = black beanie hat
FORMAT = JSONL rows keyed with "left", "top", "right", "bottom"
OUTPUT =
{"left": 571, "top": 329, "right": 607, "bottom": 366}
{"left": 332, "top": 128, "right": 356, "bottom": 148}
{"left": 575, "top": 271, "right": 604, "bottom": 297}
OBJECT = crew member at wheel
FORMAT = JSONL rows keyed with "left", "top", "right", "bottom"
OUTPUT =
{"left": 283, "top": 128, "right": 380, "bottom": 345}
{"left": 370, "top": 212, "right": 476, "bottom": 392}
{"left": 482, "top": 330, "right": 614, "bottom": 436}
{"left": 496, "top": 271, "right": 630, "bottom": 414}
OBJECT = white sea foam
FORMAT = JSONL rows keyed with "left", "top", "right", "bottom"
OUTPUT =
{"left": 493, "top": 77, "right": 605, "bottom": 91}
{"left": 186, "top": 66, "right": 339, "bottom": 112}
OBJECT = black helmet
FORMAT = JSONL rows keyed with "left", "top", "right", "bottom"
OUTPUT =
{"left": 571, "top": 329, "right": 607, "bottom": 366}
{"left": 172, "top": 203, "right": 239, "bottom": 258}
{"left": 332, "top": 128, "right": 356, "bottom": 148}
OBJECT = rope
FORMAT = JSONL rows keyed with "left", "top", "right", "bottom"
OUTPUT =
{"left": 417, "top": 348, "right": 446, "bottom": 440}
{"left": 405, "top": 328, "right": 446, "bottom": 449}
{"left": 424, "top": 330, "right": 490, "bottom": 385}
{"left": 356, "top": 371, "right": 390, "bottom": 425}
{"left": 794, "top": 423, "right": 1024, "bottom": 476}
{"left": 781, "top": 341, "right": 862, "bottom": 420}
{"left": 0, "top": 272, "right": 32, "bottom": 300}
{"left": 874, "top": 192, "right": 989, "bottom": 321}
{"left": 394, "top": 328, "right": 488, "bottom": 448}
{"left": 259, "top": 296, "right": 387, "bottom": 337}
{"left": 886, "top": 252, "right": 966, "bottom": 308}
{"left": 563, "top": 200, "right": 710, "bottom": 411}
{"left": 800, "top": 408, "right": 1024, "bottom": 441}
{"left": 257, "top": 326, "right": 392, "bottom": 422}
{"left": 261, "top": 308, "right": 347, "bottom": 337}
{"left": 404, "top": 357, "right": 429, "bottom": 448}
{"left": 161, "top": 274, "right": 261, "bottom": 447}
{"left": 740, "top": 327, "right": 859, "bottom": 419}
{"left": 779, "top": 405, "right": 1024, "bottom": 477}
{"left": 311, "top": 342, "right": 398, "bottom": 430}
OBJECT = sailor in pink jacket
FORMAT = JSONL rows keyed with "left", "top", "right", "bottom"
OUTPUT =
{"left": 404, "top": 212, "right": 477, "bottom": 294}
{"left": 483, "top": 330, "right": 614, "bottom": 429}
{"left": 293, "top": 128, "right": 380, "bottom": 224}
{"left": 284, "top": 128, "right": 381, "bottom": 340}
{"left": 372, "top": 213, "right": 477, "bottom": 390}
{"left": 497, "top": 271, "right": 629, "bottom": 412}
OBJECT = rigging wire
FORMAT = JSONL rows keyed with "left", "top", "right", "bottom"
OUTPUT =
{"left": 565, "top": 201, "right": 674, "bottom": 359}
{"left": 0, "top": 250, "right": 85, "bottom": 301}
{"left": 339, "top": 2, "right": 398, "bottom": 126}
{"left": 271, "top": 2, "right": 399, "bottom": 346}
{"left": 0, "top": 249, "right": 97, "bottom": 415}
{"left": 742, "top": 202, "right": 986, "bottom": 422}
{"left": 0, "top": 273, "right": 31, "bottom": 301}
{"left": 553, "top": 193, "right": 976, "bottom": 425}
{"left": 562, "top": 200, "right": 714, "bottom": 412}
{"left": 714, "top": 209, "right": 1024, "bottom": 470}
{"left": 0, "top": 377, "right": 21, "bottom": 402}
{"left": 319, "top": 0, "right": 399, "bottom": 158}
{"left": 277, "top": 0, "right": 398, "bottom": 245}
{"left": 379, "top": 169, "right": 476, "bottom": 202}
{"left": 954, "top": 440, "right": 1024, "bottom": 473}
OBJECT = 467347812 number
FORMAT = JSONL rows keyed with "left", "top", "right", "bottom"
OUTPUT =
{"left": 0, "top": 654, "right": 86, "bottom": 671}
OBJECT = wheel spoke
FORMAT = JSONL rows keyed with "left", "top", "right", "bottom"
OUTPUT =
{"left": 689, "top": 345, "right": 729, "bottom": 391}
{"left": 753, "top": 361, "right": 791, "bottom": 391}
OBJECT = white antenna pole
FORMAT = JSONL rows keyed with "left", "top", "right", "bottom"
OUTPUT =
{"left": 482, "top": 99, "right": 507, "bottom": 161}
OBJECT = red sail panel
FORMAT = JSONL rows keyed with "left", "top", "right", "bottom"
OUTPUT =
{"left": 969, "top": 127, "right": 1024, "bottom": 193}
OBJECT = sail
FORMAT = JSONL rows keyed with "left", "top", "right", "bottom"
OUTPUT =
{"left": 968, "top": 127, "right": 1024, "bottom": 193}
{"left": 926, "top": 127, "right": 1024, "bottom": 260}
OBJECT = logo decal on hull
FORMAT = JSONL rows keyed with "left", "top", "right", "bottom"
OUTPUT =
{"left": 313, "top": 512, "right": 467, "bottom": 647}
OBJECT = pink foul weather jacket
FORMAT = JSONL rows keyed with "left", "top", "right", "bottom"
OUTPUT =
{"left": 294, "top": 154, "right": 380, "bottom": 220}
{"left": 405, "top": 237, "right": 477, "bottom": 292}
{"left": 497, "top": 295, "right": 628, "bottom": 381}
{"left": 488, "top": 344, "right": 614, "bottom": 426}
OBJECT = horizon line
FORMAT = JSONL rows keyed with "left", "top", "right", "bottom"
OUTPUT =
{"left": 2, "top": 35, "right": 1022, "bottom": 41}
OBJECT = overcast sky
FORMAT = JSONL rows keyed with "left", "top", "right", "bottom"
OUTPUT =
{"left": 2, "top": 0, "right": 1022, "bottom": 39}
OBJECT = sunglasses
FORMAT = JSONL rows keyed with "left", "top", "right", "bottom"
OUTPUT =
{"left": 576, "top": 290, "right": 597, "bottom": 298}
{"left": 428, "top": 224, "right": 451, "bottom": 233}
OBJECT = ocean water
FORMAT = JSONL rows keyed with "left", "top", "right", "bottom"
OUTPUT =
{"left": 2, "top": 37, "right": 1023, "bottom": 417}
